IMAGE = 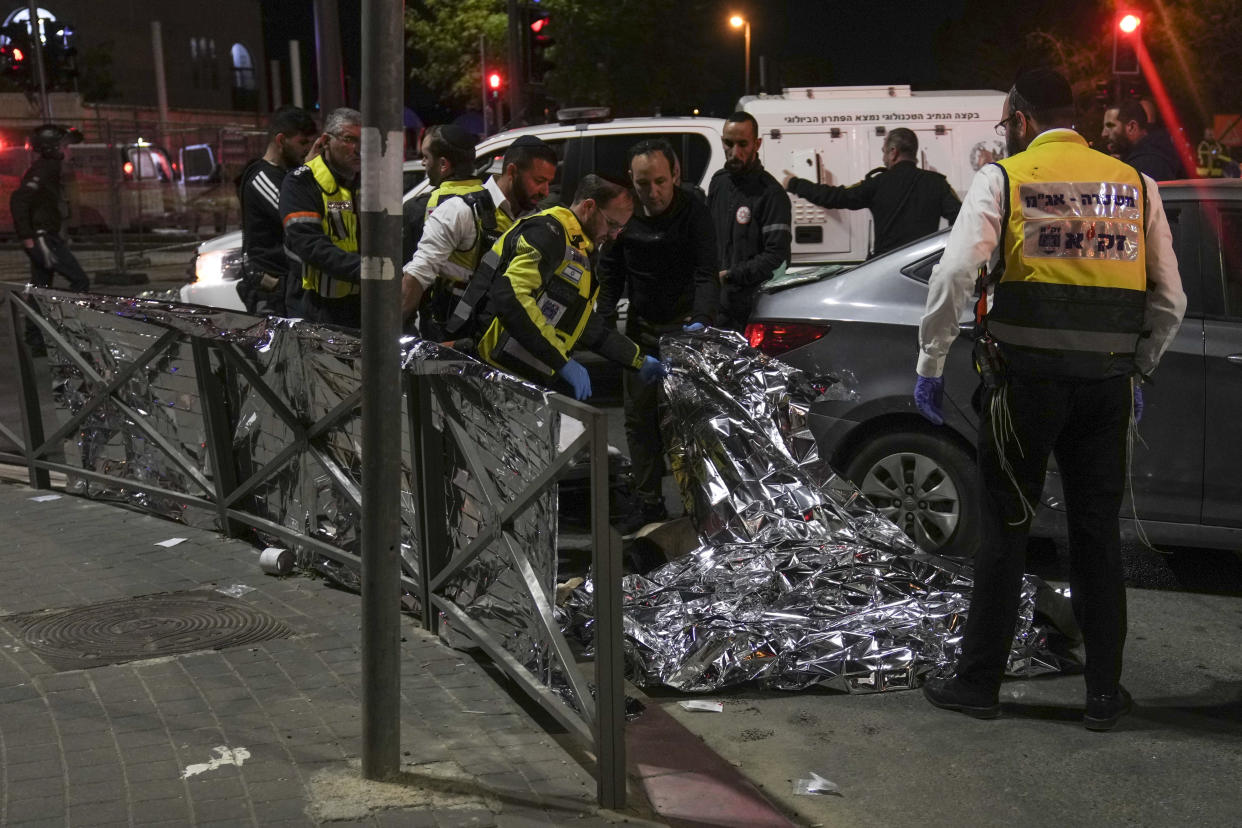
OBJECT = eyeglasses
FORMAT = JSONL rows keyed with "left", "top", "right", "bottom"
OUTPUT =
{"left": 994, "top": 112, "right": 1019, "bottom": 137}
{"left": 603, "top": 214, "right": 627, "bottom": 231}
{"left": 331, "top": 132, "right": 361, "bottom": 147}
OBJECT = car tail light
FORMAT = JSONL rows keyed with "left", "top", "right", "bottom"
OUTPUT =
{"left": 745, "top": 321, "right": 830, "bottom": 356}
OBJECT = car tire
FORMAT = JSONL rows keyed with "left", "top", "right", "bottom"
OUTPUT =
{"left": 844, "top": 430, "right": 979, "bottom": 558}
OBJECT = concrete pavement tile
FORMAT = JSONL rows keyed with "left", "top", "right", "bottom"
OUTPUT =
{"left": 244, "top": 778, "right": 306, "bottom": 803}
{"left": 190, "top": 794, "right": 253, "bottom": 822}
{"left": 61, "top": 727, "right": 117, "bottom": 751}
{"left": 5, "top": 775, "right": 68, "bottom": 801}
{"left": 55, "top": 713, "right": 113, "bottom": 734}
{"left": 116, "top": 728, "right": 174, "bottom": 750}
{"left": 1, "top": 742, "right": 59, "bottom": 765}
{"left": 375, "top": 808, "right": 438, "bottom": 827}
{"left": 35, "top": 672, "right": 91, "bottom": 692}
{"left": 132, "top": 778, "right": 190, "bottom": 802}
{"left": 7, "top": 758, "right": 65, "bottom": 782}
{"left": 250, "top": 797, "right": 311, "bottom": 821}
{"left": 238, "top": 760, "right": 299, "bottom": 783}
{"left": 67, "top": 778, "right": 127, "bottom": 805}
{"left": 123, "top": 760, "right": 183, "bottom": 783}
{"left": 3, "top": 796, "right": 68, "bottom": 823}
{"left": 435, "top": 808, "right": 499, "bottom": 827}
{"left": 65, "top": 761, "right": 124, "bottom": 785}
{"left": 494, "top": 809, "right": 559, "bottom": 827}
{"left": 130, "top": 797, "right": 193, "bottom": 825}
{"left": 183, "top": 775, "right": 245, "bottom": 801}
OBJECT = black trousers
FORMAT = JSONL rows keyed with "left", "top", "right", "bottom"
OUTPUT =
{"left": 955, "top": 373, "right": 1131, "bottom": 697}
{"left": 28, "top": 233, "right": 89, "bottom": 291}
{"left": 623, "top": 318, "right": 680, "bottom": 502}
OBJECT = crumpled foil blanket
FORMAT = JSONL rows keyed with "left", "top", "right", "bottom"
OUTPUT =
{"left": 565, "top": 328, "right": 1076, "bottom": 693}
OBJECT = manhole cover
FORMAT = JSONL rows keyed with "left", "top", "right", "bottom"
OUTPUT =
{"left": 5, "top": 589, "right": 293, "bottom": 671}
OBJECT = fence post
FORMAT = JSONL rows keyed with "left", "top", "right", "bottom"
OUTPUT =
{"left": 589, "top": 406, "right": 626, "bottom": 809}
{"left": 407, "top": 372, "right": 448, "bottom": 632}
{"left": 191, "top": 339, "right": 241, "bottom": 536}
{"left": 6, "top": 295, "right": 49, "bottom": 490}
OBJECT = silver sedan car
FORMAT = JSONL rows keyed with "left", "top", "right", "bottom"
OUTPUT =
{"left": 748, "top": 178, "right": 1242, "bottom": 557}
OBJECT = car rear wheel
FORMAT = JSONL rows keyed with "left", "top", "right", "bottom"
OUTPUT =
{"left": 844, "top": 431, "right": 979, "bottom": 558}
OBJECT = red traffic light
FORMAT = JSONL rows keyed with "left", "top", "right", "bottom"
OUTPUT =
{"left": 1118, "top": 13, "right": 1141, "bottom": 34}
{"left": 530, "top": 18, "right": 547, "bottom": 33}
{"left": 11, "top": 46, "right": 23, "bottom": 62}
{"left": 488, "top": 72, "right": 502, "bottom": 90}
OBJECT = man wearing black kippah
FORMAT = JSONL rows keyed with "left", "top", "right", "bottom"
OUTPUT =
{"left": 401, "top": 131, "right": 557, "bottom": 339}
{"left": 914, "top": 68, "right": 1186, "bottom": 731}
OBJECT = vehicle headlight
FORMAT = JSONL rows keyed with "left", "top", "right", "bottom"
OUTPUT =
{"left": 193, "top": 249, "right": 244, "bottom": 284}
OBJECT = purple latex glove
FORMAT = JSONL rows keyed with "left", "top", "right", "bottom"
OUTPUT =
{"left": 914, "top": 375, "right": 945, "bottom": 425}
{"left": 1133, "top": 382, "right": 1144, "bottom": 423}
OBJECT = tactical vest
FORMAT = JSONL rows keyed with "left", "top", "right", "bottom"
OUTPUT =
{"left": 300, "top": 155, "right": 359, "bottom": 299}
{"left": 986, "top": 130, "right": 1148, "bottom": 378}
{"left": 474, "top": 206, "right": 598, "bottom": 380}
{"left": 424, "top": 178, "right": 512, "bottom": 289}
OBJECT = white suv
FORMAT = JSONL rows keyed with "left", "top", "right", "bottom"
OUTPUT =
{"left": 181, "top": 114, "right": 728, "bottom": 311}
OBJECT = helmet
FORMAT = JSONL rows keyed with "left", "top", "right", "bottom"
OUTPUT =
{"left": 30, "top": 124, "right": 83, "bottom": 158}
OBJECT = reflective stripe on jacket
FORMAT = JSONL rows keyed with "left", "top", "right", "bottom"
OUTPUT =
{"left": 293, "top": 155, "right": 359, "bottom": 299}
{"left": 988, "top": 131, "right": 1148, "bottom": 377}
{"left": 477, "top": 206, "right": 642, "bottom": 382}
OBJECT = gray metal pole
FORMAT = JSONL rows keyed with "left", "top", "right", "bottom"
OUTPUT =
{"left": 25, "top": 0, "right": 49, "bottom": 121}
{"left": 151, "top": 22, "right": 169, "bottom": 147}
{"left": 313, "top": 0, "right": 346, "bottom": 112}
{"left": 506, "top": 0, "right": 522, "bottom": 126}
{"left": 359, "top": 0, "right": 405, "bottom": 783}
{"left": 289, "top": 40, "right": 304, "bottom": 108}
{"left": 590, "top": 407, "right": 626, "bottom": 808}
{"left": 479, "top": 35, "right": 488, "bottom": 136}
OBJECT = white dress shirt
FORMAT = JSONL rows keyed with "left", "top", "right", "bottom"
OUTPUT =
{"left": 917, "top": 128, "right": 1187, "bottom": 379}
{"left": 402, "top": 175, "right": 515, "bottom": 289}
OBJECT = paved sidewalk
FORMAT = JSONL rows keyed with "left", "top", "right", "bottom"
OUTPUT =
{"left": 0, "top": 480, "right": 659, "bottom": 827}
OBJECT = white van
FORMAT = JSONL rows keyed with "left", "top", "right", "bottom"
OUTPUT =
{"left": 741, "top": 85, "right": 1007, "bottom": 263}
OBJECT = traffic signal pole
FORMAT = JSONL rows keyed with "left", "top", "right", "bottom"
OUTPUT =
{"left": 506, "top": 0, "right": 523, "bottom": 126}
{"left": 25, "top": 0, "right": 48, "bottom": 120}
{"left": 358, "top": 0, "right": 405, "bottom": 782}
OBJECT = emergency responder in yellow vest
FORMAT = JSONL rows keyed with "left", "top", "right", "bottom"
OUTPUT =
{"left": 469, "top": 174, "right": 667, "bottom": 400}
{"left": 401, "top": 131, "right": 557, "bottom": 340}
{"left": 915, "top": 68, "right": 1186, "bottom": 731}
{"left": 280, "top": 107, "right": 362, "bottom": 328}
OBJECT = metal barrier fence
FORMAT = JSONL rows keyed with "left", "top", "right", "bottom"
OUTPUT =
{"left": 0, "top": 284, "right": 627, "bottom": 808}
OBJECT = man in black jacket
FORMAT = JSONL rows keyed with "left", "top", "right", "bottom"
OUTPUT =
{"left": 597, "top": 139, "right": 718, "bottom": 533}
{"left": 236, "top": 106, "right": 317, "bottom": 315}
{"left": 708, "top": 112, "right": 791, "bottom": 331}
{"left": 782, "top": 127, "right": 961, "bottom": 259}
{"left": 1101, "top": 99, "right": 1186, "bottom": 181}
{"left": 10, "top": 124, "right": 89, "bottom": 292}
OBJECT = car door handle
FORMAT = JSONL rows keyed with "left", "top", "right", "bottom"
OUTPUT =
{"left": 1229, "top": 354, "right": 1242, "bottom": 365}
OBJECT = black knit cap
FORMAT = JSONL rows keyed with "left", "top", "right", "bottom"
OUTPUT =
{"left": 1011, "top": 67, "right": 1074, "bottom": 111}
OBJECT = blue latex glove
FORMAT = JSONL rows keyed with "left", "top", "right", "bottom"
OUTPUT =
{"left": 914, "top": 375, "right": 945, "bottom": 425}
{"left": 558, "top": 359, "right": 592, "bottom": 400}
{"left": 683, "top": 322, "right": 705, "bottom": 333}
{"left": 1133, "top": 382, "right": 1144, "bottom": 423}
{"left": 639, "top": 355, "right": 668, "bottom": 385}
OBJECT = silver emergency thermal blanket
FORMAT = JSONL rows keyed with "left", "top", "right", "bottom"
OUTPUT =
{"left": 567, "top": 329, "right": 1076, "bottom": 693}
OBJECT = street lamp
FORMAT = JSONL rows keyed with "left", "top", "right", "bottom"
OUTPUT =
{"left": 730, "top": 14, "right": 750, "bottom": 96}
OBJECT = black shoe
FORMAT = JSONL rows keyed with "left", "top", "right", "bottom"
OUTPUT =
{"left": 922, "top": 676, "right": 1001, "bottom": 719}
{"left": 1084, "top": 686, "right": 1132, "bottom": 732}
{"left": 614, "top": 500, "right": 669, "bottom": 536}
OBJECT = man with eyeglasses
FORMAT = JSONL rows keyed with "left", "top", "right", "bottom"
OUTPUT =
{"left": 780, "top": 127, "right": 962, "bottom": 259}
{"left": 280, "top": 107, "right": 364, "bottom": 327}
{"left": 464, "top": 174, "right": 666, "bottom": 401}
{"left": 914, "top": 68, "right": 1185, "bottom": 731}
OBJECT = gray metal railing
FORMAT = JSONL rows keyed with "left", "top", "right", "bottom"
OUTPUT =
{"left": 0, "top": 284, "right": 627, "bottom": 808}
